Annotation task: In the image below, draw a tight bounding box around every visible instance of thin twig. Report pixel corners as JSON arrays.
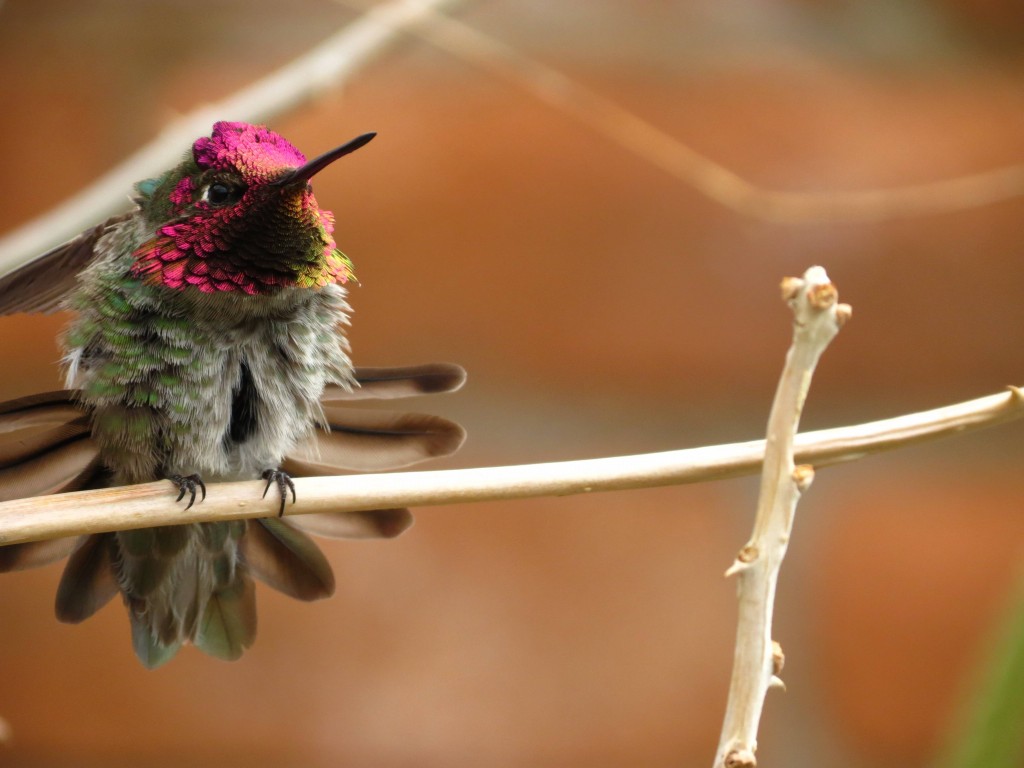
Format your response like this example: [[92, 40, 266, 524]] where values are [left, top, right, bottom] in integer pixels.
[[340, 0, 1024, 222], [0, 0, 467, 273], [0, 383, 1020, 547], [714, 267, 849, 767]]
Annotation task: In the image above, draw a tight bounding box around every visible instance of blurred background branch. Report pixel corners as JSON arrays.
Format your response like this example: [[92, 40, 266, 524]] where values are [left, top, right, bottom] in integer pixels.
[[338, 0, 1024, 223], [0, 0, 467, 274]]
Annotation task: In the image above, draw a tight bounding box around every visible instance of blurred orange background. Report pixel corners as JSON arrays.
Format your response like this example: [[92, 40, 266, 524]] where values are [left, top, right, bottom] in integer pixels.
[[1, 1, 1023, 766]]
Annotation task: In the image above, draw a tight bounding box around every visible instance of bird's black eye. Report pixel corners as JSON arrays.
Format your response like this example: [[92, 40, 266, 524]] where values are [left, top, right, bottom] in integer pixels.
[[203, 182, 242, 206]]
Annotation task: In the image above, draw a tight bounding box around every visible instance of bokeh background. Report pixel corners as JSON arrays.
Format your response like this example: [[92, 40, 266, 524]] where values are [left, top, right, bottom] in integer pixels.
[[1, 1, 1023, 766]]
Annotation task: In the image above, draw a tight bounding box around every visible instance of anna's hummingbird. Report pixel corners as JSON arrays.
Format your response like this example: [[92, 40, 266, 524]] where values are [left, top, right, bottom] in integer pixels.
[[0, 121, 465, 667]]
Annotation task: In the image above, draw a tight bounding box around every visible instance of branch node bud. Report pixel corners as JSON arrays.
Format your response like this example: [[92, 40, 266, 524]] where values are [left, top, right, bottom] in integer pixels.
[[725, 747, 757, 768], [792, 464, 815, 491], [771, 640, 785, 675], [806, 281, 837, 310], [780, 276, 802, 302]]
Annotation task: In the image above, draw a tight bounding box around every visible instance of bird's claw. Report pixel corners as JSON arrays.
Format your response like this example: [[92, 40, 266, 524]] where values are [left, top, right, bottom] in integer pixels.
[[262, 469, 296, 517], [168, 473, 206, 510]]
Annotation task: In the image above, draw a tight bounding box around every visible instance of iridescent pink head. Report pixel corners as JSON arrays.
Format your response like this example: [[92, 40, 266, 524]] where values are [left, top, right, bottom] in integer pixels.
[[131, 121, 375, 295], [193, 121, 309, 182]]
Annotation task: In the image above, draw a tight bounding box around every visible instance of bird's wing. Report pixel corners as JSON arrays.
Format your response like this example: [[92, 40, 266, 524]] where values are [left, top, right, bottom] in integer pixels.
[[284, 364, 466, 540], [281, 406, 466, 477], [0, 389, 100, 502], [0, 390, 100, 575], [0, 212, 134, 315]]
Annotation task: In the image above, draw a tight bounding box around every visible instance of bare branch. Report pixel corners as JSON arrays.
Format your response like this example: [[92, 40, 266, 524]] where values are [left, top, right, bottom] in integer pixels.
[[352, 1, 1024, 222], [715, 267, 849, 767], [0, 383, 1020, 548], [0, 0, 467, 273]]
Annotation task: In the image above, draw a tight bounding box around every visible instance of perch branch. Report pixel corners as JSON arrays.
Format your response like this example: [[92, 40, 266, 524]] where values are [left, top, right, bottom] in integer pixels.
[[341, 0, 1024, 222], [0, 382, 1020, 547], [0, 0, 467, 272], [714, 267, 849, 768]]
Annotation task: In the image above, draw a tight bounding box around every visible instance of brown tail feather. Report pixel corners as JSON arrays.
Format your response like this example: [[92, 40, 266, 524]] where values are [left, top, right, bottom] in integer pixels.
[[242, 518, 335, 601], [54, 534, 119, 623], [322, 363, 466, 402]]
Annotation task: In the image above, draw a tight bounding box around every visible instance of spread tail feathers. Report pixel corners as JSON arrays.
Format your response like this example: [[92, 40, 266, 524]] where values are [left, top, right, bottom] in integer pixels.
[[0, 364, 465, 666]]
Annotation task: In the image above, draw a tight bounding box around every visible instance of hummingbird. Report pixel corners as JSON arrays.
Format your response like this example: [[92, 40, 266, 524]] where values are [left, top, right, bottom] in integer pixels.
[[0, 121, 465, 667]]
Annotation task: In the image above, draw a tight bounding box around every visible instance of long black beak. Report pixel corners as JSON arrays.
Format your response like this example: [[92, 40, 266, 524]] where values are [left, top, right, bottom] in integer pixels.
[[272, 132, 376, 187]]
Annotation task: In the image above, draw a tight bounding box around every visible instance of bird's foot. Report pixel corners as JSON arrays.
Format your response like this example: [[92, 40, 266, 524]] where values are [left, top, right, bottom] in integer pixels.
[[167, 473, 207, 510], [262, 469, 296, 517]]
